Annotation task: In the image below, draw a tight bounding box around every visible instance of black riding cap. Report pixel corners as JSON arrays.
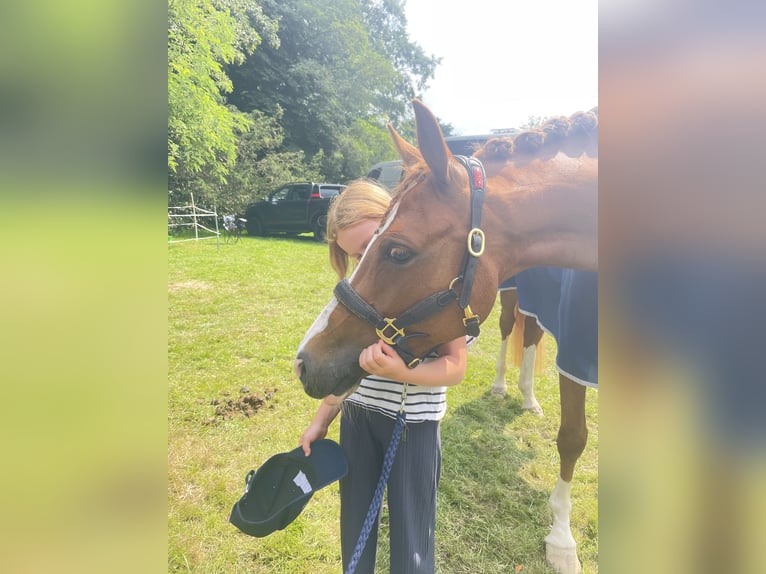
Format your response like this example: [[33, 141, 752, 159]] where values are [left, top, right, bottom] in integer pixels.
[[229, 439, 348, 537]]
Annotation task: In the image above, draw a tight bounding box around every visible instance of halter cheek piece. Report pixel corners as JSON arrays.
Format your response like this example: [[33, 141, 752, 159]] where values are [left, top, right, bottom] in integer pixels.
[[333, 155, 487, 368]]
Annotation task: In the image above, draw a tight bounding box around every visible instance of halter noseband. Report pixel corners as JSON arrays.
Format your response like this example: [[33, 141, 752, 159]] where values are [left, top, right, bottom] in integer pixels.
[[333, 155, 487, 368]]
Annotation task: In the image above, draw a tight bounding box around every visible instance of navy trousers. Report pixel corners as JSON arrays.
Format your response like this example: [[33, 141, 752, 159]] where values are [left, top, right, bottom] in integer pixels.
[[339, 401, 442, 574]]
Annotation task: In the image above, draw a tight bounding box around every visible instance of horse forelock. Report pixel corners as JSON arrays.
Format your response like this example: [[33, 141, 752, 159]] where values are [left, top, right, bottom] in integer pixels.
[[392, 161, 427, 199]]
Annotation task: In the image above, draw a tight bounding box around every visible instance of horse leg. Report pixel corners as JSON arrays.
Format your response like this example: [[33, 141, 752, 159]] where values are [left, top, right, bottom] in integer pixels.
[[491, 290, 517, 397], [545, 374, 587, 574], [517, 315, 544, 415]]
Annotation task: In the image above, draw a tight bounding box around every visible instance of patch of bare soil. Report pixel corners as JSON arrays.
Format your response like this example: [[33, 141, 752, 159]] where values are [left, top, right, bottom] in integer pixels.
[[201, 386, 277, 425]]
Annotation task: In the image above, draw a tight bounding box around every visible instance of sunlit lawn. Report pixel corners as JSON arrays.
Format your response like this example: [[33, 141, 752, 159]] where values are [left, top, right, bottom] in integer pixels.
[[168, 235, 598, 573]]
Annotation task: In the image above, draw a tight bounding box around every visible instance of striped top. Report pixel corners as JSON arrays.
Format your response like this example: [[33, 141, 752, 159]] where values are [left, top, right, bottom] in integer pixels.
[[343, 336, 475, 422], [345, 376, 447, 422]]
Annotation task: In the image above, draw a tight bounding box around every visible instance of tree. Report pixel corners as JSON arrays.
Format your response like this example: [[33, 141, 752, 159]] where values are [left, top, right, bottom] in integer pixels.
[[214, 108, 324, 215], [227, 0, 438, 180], [438, 119, 455, 138], [360, 0, 441, 118], [167, 0, 277, 184]]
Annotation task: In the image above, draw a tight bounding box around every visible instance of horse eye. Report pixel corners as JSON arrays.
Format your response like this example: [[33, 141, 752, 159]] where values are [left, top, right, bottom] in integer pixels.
[[387, 246, 412, 263]]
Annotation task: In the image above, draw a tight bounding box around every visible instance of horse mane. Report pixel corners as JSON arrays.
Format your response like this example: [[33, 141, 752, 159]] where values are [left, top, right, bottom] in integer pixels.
[[384, 106, 598, 218], [475, 107, 598, 162]]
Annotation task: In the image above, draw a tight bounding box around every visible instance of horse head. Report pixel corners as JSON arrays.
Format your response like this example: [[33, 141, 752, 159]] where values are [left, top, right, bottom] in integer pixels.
[[295, 100, 597, 399], [295, 101, 502, 398]]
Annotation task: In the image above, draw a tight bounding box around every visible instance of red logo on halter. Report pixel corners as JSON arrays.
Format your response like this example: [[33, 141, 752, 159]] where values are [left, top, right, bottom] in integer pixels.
[[472, 166, 484, 189]]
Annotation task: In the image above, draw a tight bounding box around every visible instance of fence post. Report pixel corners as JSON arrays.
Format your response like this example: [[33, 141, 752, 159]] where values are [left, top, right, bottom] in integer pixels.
[[191, 193, 199, 241], [214, 204, 220, 251]]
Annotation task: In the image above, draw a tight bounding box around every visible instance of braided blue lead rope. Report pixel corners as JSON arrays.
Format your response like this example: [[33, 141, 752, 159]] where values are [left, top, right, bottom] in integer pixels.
[[344, 409, 406, 574]]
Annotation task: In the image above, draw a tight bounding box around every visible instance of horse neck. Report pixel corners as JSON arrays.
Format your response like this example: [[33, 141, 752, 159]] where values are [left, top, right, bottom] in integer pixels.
[[483, 156, 598, 278]]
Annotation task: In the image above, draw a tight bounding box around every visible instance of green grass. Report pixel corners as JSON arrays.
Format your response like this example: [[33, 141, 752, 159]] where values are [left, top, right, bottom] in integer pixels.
[[168, 234, 598, 573]]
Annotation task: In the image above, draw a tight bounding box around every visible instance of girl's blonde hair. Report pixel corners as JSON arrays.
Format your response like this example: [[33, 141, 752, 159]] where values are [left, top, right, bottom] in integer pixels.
[[327, 179, 392, 279]]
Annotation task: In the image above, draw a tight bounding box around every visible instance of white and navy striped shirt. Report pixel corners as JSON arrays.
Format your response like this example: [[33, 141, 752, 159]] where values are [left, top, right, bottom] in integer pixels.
[[345, 376, 447, 422], [344, 336, 475, 422]]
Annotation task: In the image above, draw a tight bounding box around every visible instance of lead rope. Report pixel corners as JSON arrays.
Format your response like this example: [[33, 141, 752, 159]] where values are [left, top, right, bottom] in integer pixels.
[[344, 385, 408, 574]]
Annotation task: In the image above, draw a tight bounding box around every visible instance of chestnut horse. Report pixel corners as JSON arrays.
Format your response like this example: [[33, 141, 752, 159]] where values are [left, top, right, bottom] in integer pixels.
[[295, 100, 597, 573]]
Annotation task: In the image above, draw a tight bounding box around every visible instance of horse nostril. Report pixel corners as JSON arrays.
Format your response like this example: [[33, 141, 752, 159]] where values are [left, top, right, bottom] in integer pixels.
[[293, 358, 305, 380]]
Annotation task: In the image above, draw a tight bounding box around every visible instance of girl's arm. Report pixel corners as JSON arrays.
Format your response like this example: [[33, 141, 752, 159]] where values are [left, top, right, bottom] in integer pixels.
[[358, 336, 467, 388], [299, 398, 342, 455]]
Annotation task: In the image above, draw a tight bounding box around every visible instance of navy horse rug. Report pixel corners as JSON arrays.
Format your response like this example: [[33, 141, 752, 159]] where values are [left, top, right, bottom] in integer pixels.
[[499, 268, 598, 387]]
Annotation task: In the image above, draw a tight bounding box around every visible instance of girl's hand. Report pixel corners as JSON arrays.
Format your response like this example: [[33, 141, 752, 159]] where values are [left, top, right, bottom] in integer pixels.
[[359, 340, 406, 379], [299, 423, 328, 456]]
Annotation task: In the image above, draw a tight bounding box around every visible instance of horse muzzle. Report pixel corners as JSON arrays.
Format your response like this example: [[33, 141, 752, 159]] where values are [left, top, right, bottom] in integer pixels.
[[294, 348, 365, 399]]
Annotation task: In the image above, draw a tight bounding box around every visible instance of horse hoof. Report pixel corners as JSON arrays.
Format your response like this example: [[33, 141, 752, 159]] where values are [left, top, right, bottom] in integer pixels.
[[524, 403, 544, 417], [489, 383, 507, 398], [545, 543, 581, 574]]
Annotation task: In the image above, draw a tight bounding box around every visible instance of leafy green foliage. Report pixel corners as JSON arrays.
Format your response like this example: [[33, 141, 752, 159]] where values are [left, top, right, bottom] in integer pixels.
[[212, 109, 325, 215], [228, 0, 437, 180], [168, 0, 441, 217], [168, 0, 257, 181], [170, 107, 325, 215], [329, 118, 399, 182]]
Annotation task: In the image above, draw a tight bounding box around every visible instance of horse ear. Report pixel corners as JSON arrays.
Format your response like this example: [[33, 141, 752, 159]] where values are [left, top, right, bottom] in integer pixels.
[[413, 99, 451, 185], [388, 123, 420, 167]]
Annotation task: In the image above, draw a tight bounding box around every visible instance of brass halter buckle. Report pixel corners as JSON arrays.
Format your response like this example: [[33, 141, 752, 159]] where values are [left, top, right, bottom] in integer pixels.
[[406, 357, 421, 368], [463, 305, 481, 337], [467, 228, 485, 257], [463, 304, 479, 324], [376, 318, 405, 345]]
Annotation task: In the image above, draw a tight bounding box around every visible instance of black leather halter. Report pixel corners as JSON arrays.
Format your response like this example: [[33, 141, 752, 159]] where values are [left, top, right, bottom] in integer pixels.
[[333, 155, 487, 368]]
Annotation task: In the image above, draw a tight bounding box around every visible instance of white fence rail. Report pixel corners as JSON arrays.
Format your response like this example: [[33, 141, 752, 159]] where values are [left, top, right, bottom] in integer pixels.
[[168, 193, 220, 246]]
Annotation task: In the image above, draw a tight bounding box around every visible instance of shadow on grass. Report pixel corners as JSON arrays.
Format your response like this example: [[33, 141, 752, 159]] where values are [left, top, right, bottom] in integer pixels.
[[436, 392, 558, 571]]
